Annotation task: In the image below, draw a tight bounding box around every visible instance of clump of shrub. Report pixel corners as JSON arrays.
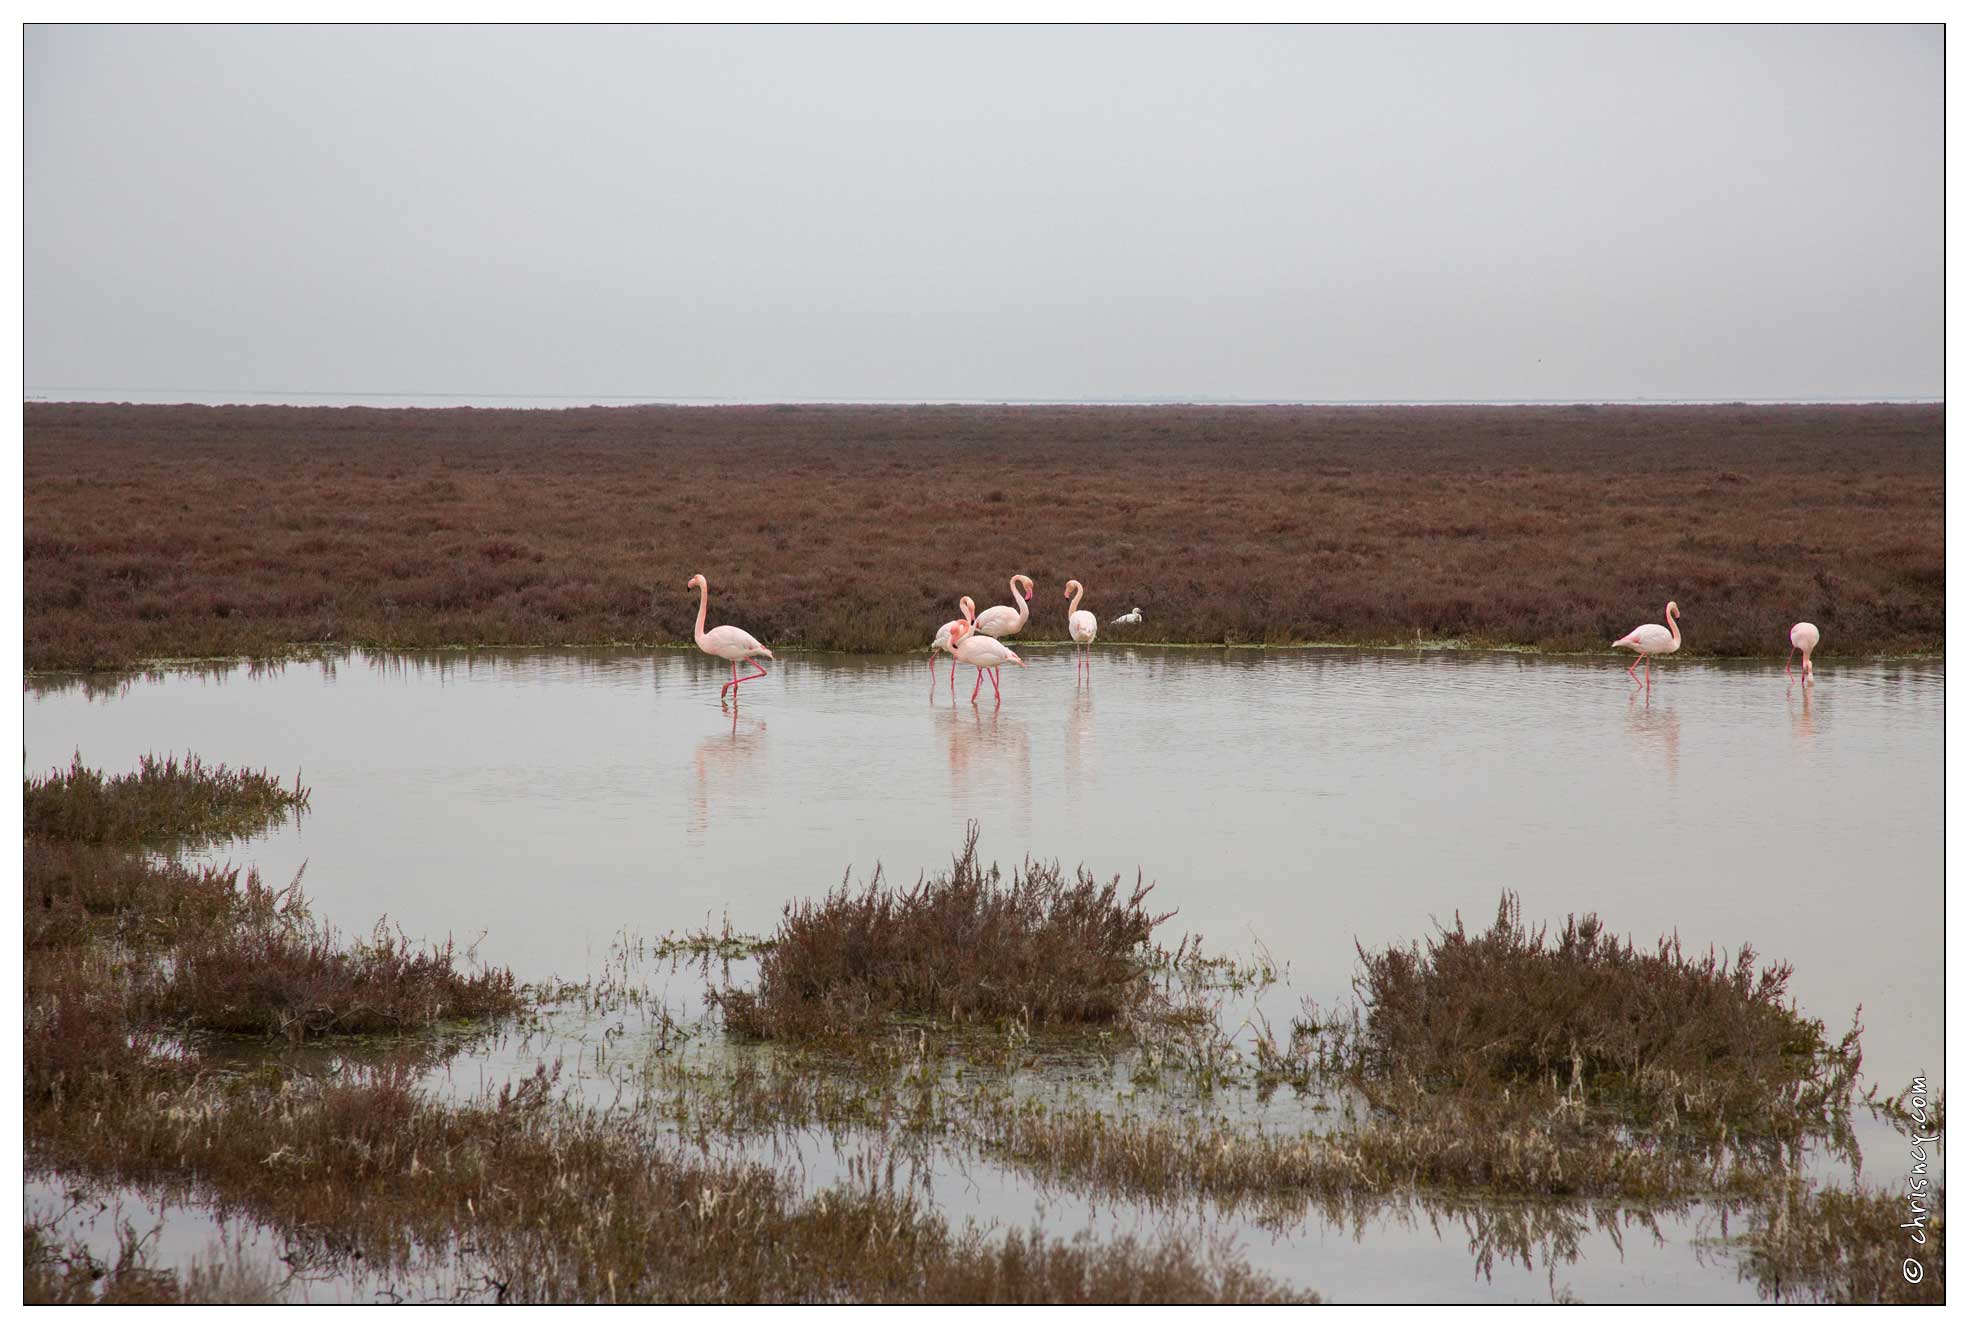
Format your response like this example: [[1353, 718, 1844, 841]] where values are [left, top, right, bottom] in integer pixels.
[[717, 825, 1174, 1040], [25, 752, 515, 1048], [24, 752, 309, 846], [154, 913, 519, 1040], [25, 836, 248, 951], [1319, 893, 1863, 1133]]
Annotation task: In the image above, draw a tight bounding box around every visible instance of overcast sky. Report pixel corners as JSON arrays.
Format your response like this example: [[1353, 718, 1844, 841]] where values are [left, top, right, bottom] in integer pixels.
[[25, 24, 1942, 402]]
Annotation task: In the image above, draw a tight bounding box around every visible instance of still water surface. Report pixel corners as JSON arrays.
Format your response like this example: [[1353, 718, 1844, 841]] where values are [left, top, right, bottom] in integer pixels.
[[23, 646, 1943, 1301]]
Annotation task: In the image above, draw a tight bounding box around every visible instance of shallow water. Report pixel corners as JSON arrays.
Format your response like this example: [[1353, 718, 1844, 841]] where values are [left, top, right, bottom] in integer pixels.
[[24, 646, 1944, 1301]]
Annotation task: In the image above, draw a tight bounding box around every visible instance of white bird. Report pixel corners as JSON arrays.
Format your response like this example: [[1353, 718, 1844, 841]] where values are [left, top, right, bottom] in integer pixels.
[[948, 620, 1025, 703], [1611, 600, 1682, 686], [1787, 621, 1820, 682], [973, 574, 1033, 640], [1064, 579, 1097, 679], [1111, 607, 1143, 626], [687, 573, 774, 701], [930, 596, 978, 693]]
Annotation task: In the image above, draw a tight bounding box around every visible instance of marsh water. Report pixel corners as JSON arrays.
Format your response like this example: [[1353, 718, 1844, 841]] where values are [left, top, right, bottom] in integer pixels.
[[24, 646, 1943, 1302]]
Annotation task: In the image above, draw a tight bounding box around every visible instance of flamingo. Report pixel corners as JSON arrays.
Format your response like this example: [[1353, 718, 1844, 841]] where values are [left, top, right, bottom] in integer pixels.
[[1064, 579, 1098, 679], [973, 574, 1034, 640], [948, 620, 1025, 704], [1111, 607, 1143, 626], [930, 596, 978, 693], [1612, 600, 1682, 686], [1786, 621, 1820, 683], [687, 573, 773, 702]]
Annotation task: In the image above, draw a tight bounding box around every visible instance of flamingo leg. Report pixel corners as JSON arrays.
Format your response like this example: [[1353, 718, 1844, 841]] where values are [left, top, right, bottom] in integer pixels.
[[1625, 653, 1642, 681], [732, 660, 769, 691], [989, 667, 1002, 702], [1784, 647, 1797, 679], [721, 660, 738, 697], [970, 668, 984, 702]]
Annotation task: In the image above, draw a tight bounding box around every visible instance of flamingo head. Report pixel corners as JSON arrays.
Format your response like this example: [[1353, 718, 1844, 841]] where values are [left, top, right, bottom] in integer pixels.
[[687, 574, 705, 592], [960, 596, 976, 623], [1064, 579, 1081, 600], [1014, 574, 1034, 597], [1666, 600, 1681, 621], [1006, 649, 1026, 668], [949, 621, 971, 646]]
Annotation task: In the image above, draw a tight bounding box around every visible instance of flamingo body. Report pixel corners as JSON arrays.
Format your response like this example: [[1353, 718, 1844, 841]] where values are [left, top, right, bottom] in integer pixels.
[[949, 620, 1025, 702], [698, 623, 770, 663], [1612, 600, 1681, 685], [687, 574, 773, 701], [1788, 621, 1820, 681], [1064, 579, 1097, 681], [973, 575, 1033, 640], [931, 596, 978, 692], [1111, 608, 1143, 625]]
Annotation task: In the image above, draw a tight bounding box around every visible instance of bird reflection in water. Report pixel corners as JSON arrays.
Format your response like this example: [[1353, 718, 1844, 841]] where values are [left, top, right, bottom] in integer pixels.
[[1064, 687, 1095, 802], [940, 697, 1031, 832], [688, 707, 767, 841], [1788, 675, 1816, 743], [1626, 681, 1680, 782]]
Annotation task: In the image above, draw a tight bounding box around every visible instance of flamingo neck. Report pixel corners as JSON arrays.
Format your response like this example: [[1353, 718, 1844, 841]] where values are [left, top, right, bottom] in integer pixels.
[[694, 580, 710, 647], [1666, 604, 1680, 647], [1067, 583, 1083, 616], [1011, 578, 1029, 627]]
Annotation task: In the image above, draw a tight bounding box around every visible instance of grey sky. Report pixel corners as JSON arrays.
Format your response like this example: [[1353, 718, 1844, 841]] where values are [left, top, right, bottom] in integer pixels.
[[25, 23, 1942, 402]]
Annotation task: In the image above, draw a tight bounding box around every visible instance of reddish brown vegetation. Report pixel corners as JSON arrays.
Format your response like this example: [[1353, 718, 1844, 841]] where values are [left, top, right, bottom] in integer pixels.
[[23, 401, 1942, 671], [718, 825, 1171, 1040]]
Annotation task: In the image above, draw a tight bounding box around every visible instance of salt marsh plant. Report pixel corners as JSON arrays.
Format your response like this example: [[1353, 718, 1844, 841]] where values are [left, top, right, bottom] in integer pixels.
[[24, 752, 309, 846], [716, 824, 1173, 1040], [1315, 892, 1865, 1144]]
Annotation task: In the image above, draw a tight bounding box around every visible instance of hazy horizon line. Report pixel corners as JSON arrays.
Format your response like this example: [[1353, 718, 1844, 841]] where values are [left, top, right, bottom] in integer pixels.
[[25, 388, 1945, 410]]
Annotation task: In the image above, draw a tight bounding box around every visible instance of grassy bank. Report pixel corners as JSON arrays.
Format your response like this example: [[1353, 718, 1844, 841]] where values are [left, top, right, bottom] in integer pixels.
[[23, 402, 1943, 671]]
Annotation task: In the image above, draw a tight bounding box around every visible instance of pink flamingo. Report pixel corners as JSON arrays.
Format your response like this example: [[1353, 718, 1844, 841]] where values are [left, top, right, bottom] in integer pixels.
[[930, 596, 978, 694], [949, 620, 1025, 704], [1064, 579, 1098, 680], [687, 574, 773, 702], [973, 574, 1033, 641], [1786, 621, 1820, 683], [971, 574, 1032, 691], [1612, 600, 1682, 686]]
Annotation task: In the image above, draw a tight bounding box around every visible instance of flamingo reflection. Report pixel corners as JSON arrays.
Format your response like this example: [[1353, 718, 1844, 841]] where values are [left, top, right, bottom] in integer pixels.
[[688, 708, 767, 840], [939, 700, 1031, 829], [1789, 677, 1816, 743], [1626, 684, 1680, 782]]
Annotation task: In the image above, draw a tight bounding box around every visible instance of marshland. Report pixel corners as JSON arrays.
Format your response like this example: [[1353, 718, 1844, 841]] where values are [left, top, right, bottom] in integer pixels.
[[21, 402, 1943, 671], [23, 640, 1943, 1303]]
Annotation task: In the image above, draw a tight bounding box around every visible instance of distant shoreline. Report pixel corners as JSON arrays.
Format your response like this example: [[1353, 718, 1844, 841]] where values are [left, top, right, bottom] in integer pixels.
[[23, 391, 1944, 411]]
